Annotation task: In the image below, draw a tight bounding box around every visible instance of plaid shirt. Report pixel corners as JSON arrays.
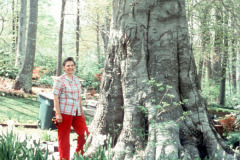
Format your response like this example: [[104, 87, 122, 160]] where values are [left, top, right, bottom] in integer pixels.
[[53, 73, 82, 116]]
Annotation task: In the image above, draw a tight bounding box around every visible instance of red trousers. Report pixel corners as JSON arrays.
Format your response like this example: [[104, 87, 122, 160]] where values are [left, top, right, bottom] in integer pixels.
[[57, 114, 89, 160]]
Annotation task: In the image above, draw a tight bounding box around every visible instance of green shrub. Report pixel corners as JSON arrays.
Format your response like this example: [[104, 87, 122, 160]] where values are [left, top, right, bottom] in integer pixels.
[[226, 132, 240, 149], [201, 80, 219, 104], [34, 55, 57, 75], [0, 50, 19, 79], [0, 67, 19, 79], [226, 94, 240, 109], [37, 75, 54, 87], [0, 131, 49, 160], [77, 63, 103, 92], [40, 130, 57, 142]]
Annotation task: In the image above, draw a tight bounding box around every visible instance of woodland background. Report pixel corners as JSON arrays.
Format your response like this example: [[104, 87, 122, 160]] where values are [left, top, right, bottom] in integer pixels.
[[0, 0, 240, 159], [0, 0, 239, 107]]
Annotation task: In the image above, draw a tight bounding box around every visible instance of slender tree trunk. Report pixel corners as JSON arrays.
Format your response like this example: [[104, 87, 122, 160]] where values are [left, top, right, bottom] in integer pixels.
[[206, 52, 212, 81], [238, 36, 240, 92], [15, 0, 27, 68], [197, 54, 204, 86], [231, 16, 237, 93], [57, 0, 66, 76], [96, 13, 101, 67], [13, 0, 38, 93], [219, 11, 229, 106], [199, 5, 211, 84], [75, 0, 80, 74], [231, 43, 237, 93], [85, 1, 237, 159], [12, 0, 16, 54], [15, 0, 19, 49], [213, 6, 223, 84], [101, 6, 110, 57]]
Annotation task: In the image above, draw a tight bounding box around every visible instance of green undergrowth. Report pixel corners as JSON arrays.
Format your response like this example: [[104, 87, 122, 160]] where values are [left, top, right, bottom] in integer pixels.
[[0, 95, 40, 123], [0, 131, 49, 160], [207, 106, 238, 113]]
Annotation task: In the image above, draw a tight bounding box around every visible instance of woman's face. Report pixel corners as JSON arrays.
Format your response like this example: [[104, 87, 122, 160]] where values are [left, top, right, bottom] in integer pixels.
[[63, 61, 75, 75]]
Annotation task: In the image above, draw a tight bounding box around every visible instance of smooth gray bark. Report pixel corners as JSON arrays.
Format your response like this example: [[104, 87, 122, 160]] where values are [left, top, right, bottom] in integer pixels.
[[219, 11, 229, 106], [96, 13, 101, 67], [231, 15, 237, 93], [12, 0, 16, 54], [86, 1, 237, 159], [13, 0, 38, 93], [101, 6, 110, 57], [57, 0, 66, 76], [213, 7, 223, 84], [76, 0, 80, 73], [15, 0, 27, 68]]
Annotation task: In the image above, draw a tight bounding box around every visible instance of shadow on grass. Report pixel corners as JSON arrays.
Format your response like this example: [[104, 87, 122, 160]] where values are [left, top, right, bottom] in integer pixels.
[[1, 96, 40, 107], [0, 96, 40, 122]]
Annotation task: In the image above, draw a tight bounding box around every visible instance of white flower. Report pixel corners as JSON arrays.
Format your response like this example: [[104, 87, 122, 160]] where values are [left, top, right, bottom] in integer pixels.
[[97, 134, 107, 146], [7, 120, 15, 132], [7, 120, 14, 126], [0, 125, 3, 134]]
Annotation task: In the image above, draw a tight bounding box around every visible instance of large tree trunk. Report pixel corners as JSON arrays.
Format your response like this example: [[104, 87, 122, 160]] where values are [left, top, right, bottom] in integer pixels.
[[15, 0, 27, 68], [13, 0, 38, 93], [57, 0, 66, 76], [86, 1, 237, 159]]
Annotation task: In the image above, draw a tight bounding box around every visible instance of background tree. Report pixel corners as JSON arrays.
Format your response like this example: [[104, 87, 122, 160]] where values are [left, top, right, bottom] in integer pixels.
[[11, 0, 18, 54], [213, 3, 223, 86], [197, 3, 212, 86], [231, 15, 237, 93], [13, 0, 39, 93], [86, 0, 237, 159], [219, 10, 229, 106], [57, 0, 66, 76], [75, 0, 80, 73], [15, 0, 27, 68], [101, 5, 110, 56]]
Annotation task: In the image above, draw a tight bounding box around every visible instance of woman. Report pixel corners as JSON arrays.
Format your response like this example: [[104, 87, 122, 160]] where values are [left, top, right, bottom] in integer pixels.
[[53, 57, 89, 160]]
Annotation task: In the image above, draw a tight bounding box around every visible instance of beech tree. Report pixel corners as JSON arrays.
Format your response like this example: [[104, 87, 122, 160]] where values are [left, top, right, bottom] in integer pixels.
[[86, 0, 238, 159], [13, 0, 38, 93]]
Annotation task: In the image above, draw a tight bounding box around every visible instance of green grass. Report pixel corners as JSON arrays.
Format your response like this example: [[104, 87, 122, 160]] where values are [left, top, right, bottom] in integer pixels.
[[0, 96, 40, 123]]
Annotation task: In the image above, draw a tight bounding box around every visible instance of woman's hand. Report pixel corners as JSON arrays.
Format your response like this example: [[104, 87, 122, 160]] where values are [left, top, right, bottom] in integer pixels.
[[56, 113, 63, 123], [81, 110, 85, 119]]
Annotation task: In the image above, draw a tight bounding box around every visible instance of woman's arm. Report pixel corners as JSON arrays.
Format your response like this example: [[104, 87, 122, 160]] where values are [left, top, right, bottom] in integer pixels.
[[54, 94, 62, 122], [80, 96, 85, 118]]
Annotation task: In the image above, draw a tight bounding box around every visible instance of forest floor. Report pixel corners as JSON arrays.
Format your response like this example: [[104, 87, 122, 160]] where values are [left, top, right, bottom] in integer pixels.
[[0, 77, 52, 97]]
